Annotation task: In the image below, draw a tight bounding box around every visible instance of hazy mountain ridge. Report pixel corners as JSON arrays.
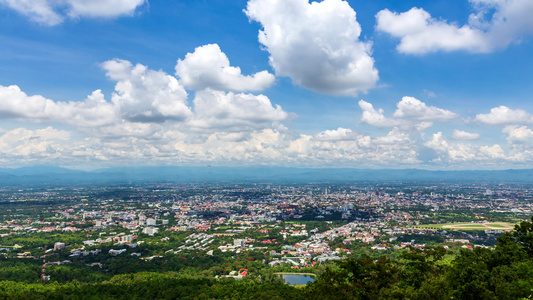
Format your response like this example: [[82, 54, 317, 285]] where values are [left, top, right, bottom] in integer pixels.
[[0, 166, 532, 186]]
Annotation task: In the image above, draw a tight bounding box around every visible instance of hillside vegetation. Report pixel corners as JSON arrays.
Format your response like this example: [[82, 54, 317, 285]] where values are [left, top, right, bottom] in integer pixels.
[[1, 217, 532, 299]]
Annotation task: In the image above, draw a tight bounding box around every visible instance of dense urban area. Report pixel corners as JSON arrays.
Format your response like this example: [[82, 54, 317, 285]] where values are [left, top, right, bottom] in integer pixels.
[[0, 181, 532, 299]]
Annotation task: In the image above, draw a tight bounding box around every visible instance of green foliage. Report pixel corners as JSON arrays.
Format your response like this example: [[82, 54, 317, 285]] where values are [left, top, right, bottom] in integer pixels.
[[1, 217, 533, 299], [0, 272, 305, 300], [307, 217, 533, 299]]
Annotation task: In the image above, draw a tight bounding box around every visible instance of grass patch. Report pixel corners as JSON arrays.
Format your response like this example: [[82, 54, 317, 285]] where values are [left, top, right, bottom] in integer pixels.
[[416, 222, 516, 231], [487, 224, 508, 228]]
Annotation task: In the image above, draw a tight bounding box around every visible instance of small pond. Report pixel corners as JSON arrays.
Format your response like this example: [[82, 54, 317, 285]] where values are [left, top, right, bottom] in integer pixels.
[[281, 274, 315, 286]]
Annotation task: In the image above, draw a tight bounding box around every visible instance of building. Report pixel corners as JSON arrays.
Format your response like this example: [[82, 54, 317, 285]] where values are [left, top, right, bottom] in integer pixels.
[[138, 214, 146, 225], [120, 235, 133, 243], [109, 249, 127, 256], [143, 227, 158, 236], [234, 239, 246, 249], [53, 242, 65, 251]]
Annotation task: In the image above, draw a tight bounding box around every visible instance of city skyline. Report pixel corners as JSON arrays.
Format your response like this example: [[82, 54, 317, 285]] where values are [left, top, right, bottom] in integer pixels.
[[0, 0, 532, 170]]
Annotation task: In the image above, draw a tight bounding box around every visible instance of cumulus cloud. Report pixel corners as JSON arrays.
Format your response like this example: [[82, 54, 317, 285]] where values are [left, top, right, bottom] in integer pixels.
[[175, 44, 275, 92], [0, 123, 421, 168], [393, 97, 458, 121], [0, 127, 70, 164], [0, 57, 291, 144], [376, 0, 533, 54], [174, 129, 289, 165], [374, 127, 412, 145], [4, 54, 533, 168], [376, 7, 488, 54], [425, 132, 449, 153], [88, 122, 162, 138], [359, 97, 457, 128], [0, 59, 195, 131], [0, 85, 116, 126], [503, 125, 533, 143], [475, 106, 533, 124], [190, 89, 289, 131], [102, 59, 192, 123], [314, 127, 356, 141], [245, 0, 378, 96], [0, 121, 529, 168], [503, 125, 533, 162], [452, 129, 481, 140], [359, 100, 402, 127], [425, 131, 505, 162], [287, 127, 419, 166], [0, 0, 146, 25], [480, 144, 506, 159]]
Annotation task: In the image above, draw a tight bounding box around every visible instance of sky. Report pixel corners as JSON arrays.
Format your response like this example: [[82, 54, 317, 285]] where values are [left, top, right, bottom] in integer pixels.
[[0, 0, 532, 170]]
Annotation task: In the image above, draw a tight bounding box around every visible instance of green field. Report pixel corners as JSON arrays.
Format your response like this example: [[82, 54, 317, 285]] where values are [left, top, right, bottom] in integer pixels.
[[487, 224, 508, 228], [416, 222, 516, 231]]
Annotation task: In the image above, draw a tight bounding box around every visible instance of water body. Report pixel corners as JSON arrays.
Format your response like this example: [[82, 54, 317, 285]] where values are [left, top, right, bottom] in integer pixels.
[[282, 274, 315, 286]]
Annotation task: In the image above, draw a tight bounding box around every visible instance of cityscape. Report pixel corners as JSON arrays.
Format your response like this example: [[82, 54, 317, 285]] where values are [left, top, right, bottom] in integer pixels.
[[1, 0, 533, 298], [0, 180, 530, 288]]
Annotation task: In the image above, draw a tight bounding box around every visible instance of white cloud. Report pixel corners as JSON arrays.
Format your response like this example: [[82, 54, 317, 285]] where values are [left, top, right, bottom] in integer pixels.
[[452, 129, 481, 140], [5, 54, 533, 168], [0, 120, 530, 168], [0, 0, 146, 25], [475, 106, 533, 124], [173, 129, 289, 164], [480, 144, 506, 159], [314, 127, 355, 141], [175, 44, 275, 92], [470, 0, 533, 47], [503, 125, 533, 143], [374, 127, 411, 145], [376, 0, 533, 54], [287, 127, 419, 166], [503, 125, 533, 162], [0, 0, 62, 25], [190, 89, 289, 131], [88, 122, 162, 138], [101, 59, 192, 123], [359, 100, 401, 127], [245, 0, 378, 96], [376, 8, 488, 54], [416, 121, 433, 131], [64, 0, 146, 18], [425, 131, 506, 163], [359, 97, 457, 128], [425, 132, 449, 153], [393, 96, 458, 121], [0, 127, 70, 164], [0, 123, 422, 168], [0, 85, 116, 126], [0, 59, 193, 127], [0, 57, 290, 142]]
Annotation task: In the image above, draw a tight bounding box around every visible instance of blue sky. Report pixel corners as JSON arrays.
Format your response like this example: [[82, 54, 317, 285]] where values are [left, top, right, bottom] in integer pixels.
[[0, 0, 532, 170]]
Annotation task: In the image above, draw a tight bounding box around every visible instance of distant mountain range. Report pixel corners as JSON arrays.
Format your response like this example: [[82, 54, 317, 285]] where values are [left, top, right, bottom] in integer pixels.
[[0, 166, 532, 186]]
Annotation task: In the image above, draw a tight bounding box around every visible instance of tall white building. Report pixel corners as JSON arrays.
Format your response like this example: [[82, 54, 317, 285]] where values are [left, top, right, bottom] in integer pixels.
[[234, 239, 246, 248], [143, 227, 158, 236]]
